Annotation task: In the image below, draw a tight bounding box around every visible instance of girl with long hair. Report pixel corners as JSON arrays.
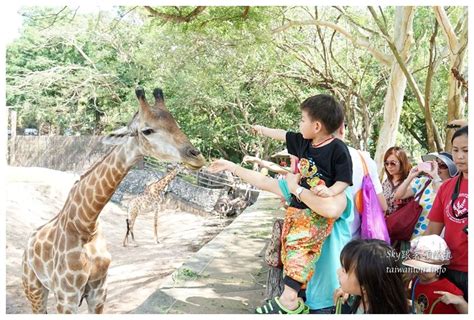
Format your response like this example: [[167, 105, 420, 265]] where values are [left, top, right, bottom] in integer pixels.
[[335, 239, 409, 314]]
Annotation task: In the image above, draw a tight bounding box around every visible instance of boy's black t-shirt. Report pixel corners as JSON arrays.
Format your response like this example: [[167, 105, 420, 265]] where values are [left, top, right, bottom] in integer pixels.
[[286, 131, 353, 209]]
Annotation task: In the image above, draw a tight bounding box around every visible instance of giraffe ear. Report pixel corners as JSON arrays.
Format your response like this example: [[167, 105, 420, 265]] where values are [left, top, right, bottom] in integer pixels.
[[103, 126, 132, 145]]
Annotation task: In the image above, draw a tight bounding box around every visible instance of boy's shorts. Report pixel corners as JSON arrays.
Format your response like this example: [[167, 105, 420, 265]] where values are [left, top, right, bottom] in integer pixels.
[[281, 206, 335, 286]]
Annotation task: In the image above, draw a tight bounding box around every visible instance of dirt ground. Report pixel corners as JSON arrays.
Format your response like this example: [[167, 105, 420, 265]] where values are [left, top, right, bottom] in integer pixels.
[[5, 166, 231, 314]]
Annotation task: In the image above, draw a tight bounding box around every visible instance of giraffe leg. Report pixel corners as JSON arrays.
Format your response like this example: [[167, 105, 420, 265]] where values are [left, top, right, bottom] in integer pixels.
[[53, 289, 80, 314], [153, 209, 160, 244], [22, 254, 49, 313], [123, 206, 139, 247], [85, 278, 108, 314]]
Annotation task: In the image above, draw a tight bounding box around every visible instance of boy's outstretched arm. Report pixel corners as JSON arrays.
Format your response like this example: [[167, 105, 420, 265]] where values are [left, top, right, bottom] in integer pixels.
[[251, 125, 286, 141]]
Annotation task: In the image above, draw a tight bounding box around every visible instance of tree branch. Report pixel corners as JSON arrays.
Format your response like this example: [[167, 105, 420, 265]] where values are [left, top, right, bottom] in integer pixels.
[[272, 19, 392, 66], [144, 6, 206, 23], [433, 6, 459, 54]]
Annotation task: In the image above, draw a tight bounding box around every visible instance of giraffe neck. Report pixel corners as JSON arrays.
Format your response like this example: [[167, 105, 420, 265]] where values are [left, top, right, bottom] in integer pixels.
[[149, 167, 180, 194], [64, 141, 141, 238]]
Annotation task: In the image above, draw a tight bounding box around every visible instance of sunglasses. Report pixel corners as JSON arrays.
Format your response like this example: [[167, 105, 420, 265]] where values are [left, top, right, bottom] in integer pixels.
[[446, 124, 462, 129], [437, 162, 448, 170], [384, 160, 399, 167]]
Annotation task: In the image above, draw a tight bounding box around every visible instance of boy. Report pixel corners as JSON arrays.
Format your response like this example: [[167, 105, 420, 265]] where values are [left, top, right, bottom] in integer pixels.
[[252, 94, 352, 198], [251, 94, 353, 313], [403, 235, 467, 314]]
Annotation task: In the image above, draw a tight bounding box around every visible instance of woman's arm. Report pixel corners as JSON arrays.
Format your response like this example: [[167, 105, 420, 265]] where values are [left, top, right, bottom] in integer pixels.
[[208, 159, 347, 219], [394, 167, 418, 200], [377, 193, 388, 212], [242, 155, 291, 175], [425, 221, 444, 236], [285, 170, 347, 219]]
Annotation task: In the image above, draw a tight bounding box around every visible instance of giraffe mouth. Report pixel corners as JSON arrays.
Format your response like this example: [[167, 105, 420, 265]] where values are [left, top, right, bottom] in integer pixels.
[[184, 162, 204, 171]]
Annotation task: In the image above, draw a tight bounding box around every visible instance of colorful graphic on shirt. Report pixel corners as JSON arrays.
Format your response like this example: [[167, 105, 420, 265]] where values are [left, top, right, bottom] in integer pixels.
[[298, 158, 325, 188], [445, 193, 468, 223], [416, 294, 429, 313]]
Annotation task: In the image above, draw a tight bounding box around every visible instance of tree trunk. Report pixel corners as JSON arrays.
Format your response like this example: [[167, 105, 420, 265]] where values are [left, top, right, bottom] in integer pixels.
[[265, 267, 284, 301], [374, 7, 415, 177], [433, 6, 468, 150]]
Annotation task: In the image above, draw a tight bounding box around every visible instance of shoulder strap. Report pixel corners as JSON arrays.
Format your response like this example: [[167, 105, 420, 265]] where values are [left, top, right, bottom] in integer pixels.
[[411, 277, 420, 313], [429, 297, 444, 314], [451, 174, 463, 203], [357, 150, 369, 176], [415, 179, 432, 202]]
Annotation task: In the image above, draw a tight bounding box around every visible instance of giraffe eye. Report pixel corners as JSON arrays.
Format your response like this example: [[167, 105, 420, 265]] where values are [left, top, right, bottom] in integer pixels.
[[141, 128, 154, 135]]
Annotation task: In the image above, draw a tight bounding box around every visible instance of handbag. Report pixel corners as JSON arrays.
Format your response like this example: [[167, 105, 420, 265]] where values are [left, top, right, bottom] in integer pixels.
[[356, 151, 391, 244], [385, 179, 431, 241], [264, 218, 284, 268]]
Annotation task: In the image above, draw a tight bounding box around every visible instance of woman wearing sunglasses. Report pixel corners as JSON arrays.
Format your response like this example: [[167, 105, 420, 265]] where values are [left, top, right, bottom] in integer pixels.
[[394, 152, 458, 239], [426, 126, 468, 302], [382, 147, 413, 216]]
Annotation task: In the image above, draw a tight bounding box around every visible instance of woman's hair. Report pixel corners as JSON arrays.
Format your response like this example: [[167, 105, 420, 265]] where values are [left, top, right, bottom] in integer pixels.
[[383, 146, 412, 182], [340, 239, 409, 314], [451, 125, 468, 143]]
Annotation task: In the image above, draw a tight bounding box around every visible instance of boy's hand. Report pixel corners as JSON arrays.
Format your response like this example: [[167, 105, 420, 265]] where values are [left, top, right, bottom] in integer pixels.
[[251, 125, 264, 136], [433, 291, 465, 305], [311, 185, 334, 197], [208, 159, 237, 174]]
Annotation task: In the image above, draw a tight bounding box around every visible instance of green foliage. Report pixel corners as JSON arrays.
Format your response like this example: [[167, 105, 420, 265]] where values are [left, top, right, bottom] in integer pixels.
[[6, 6, 467, 161]]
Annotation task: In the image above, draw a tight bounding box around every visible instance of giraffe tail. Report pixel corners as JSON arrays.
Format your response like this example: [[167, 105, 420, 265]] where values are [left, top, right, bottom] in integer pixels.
[[125, 218, 135, 241], [79, 293, 88, 307]]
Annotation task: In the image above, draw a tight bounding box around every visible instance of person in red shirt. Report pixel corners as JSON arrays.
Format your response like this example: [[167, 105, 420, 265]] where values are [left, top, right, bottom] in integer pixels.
[[403, 235, 467, 314], [426, 126, 468, 301]]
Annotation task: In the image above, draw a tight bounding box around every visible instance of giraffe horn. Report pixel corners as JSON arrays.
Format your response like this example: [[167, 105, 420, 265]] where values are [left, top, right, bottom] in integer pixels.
[[135, 86, 152, 115], [153, 88, 166, 109]]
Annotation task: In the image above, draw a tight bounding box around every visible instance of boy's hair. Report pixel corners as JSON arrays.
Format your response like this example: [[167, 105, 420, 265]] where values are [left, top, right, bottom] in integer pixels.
[[300, 94, 344, 133], [451, 125, 468, 143], [340, 239, 409, 314]]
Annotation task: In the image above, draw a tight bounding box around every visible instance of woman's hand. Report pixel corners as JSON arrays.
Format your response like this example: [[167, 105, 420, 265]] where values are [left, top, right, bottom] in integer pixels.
[[408, 166, 420, 179], [426, 160, 440, 179], [242, 155, 259, 164], [433, 291, 465, 305], [285, 172, 301, 192], [208, 159, 237, 174]]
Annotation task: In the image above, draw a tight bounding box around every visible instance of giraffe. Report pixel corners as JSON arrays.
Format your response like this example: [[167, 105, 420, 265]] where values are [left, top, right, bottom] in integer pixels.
[[123, 166, 180, 247], [21, 87, 205, 314]]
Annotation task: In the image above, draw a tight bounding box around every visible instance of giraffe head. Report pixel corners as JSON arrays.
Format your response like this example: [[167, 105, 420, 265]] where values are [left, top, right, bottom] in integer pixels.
[[103, 87, 206, 170]]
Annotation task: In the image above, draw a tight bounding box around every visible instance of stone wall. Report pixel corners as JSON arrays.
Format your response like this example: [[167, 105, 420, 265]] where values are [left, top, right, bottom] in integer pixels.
[[8, 136, 111, 173], [111, 169, 224, 212]]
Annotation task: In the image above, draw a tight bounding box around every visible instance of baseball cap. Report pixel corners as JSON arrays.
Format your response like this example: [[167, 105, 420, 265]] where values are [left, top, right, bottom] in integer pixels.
[[421, 152, 458, 177], [402, 235, 452, 272]]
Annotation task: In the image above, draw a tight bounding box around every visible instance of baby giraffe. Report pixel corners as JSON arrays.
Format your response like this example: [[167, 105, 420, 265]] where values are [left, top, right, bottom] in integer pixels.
[[123, 166, 180, 246]]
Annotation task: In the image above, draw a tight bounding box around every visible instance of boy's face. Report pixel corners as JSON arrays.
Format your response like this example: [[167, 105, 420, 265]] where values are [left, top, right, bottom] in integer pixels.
[[418, 272, 438, 283], [299, 110, 321, 139]]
